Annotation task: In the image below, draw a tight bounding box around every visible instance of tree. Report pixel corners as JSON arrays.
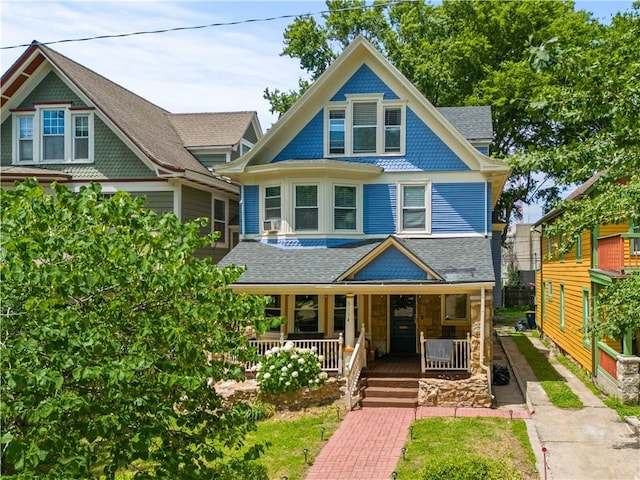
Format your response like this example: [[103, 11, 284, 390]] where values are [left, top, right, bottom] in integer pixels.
[[0, 180, 276, 478], [264, 0, 602, 232]]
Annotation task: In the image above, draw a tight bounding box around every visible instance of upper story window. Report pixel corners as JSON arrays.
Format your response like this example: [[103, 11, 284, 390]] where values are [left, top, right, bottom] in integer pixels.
[[399, 183, 431, 234], [294, 185, 318, 231], [324, 96, 405, 157], [213, 198, 227, 245], [12, 105, 94, 164], [334, 185, 357, 231], [264, 186, 281, 222]]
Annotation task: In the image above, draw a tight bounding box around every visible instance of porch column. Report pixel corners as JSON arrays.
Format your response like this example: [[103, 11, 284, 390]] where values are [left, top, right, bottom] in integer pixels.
[[345, 293, 356, 350]]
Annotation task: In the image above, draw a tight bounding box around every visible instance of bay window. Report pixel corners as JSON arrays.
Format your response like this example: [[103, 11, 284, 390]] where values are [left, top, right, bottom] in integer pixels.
[[295, 185, 318, 231], [213, 198, 227, 244], [264, 185, 281, 221]]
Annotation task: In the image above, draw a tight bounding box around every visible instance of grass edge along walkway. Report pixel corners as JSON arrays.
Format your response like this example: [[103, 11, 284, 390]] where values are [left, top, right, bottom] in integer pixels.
[[509, 333, 584, 409]]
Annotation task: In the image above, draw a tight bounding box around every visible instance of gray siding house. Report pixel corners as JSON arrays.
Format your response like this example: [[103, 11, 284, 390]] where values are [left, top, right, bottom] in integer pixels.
[[1, 41, 262, 262]]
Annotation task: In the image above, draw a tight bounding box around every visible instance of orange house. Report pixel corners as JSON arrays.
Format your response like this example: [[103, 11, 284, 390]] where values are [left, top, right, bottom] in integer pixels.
[[534, 175, 640, 404]]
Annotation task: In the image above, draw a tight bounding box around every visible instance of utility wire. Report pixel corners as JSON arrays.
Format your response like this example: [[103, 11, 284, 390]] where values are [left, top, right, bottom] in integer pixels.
[[2, 0, 418, 50]]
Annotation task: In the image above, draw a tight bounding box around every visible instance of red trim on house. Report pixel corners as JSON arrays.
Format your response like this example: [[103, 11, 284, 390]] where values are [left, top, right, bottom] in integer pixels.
[[23, 52, 46, 76], [599, 348, 617, 380], [9, 108, 36, 112], [69, 106, 96, 111], [1, 44, 39, 85], [3, 74, 29, 98], [32, 101, 73, 106]]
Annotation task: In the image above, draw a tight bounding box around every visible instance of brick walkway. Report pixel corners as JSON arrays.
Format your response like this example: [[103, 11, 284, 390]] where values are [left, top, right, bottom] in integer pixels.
[[305, 406, 530, 480]]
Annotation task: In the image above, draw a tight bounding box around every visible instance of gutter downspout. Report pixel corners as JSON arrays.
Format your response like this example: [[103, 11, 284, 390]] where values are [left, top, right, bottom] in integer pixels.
[[480, 286, 492, 399]]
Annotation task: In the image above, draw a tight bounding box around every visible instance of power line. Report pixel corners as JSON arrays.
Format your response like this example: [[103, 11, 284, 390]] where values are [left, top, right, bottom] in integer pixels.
[[1, 0, 419, 51]]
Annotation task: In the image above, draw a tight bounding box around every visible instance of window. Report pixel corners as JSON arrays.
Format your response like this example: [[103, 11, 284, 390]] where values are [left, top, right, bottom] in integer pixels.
[[333, 295, 358, 334], [334, 185, 357, 230], [266, 295, 282, 334], [294, 295, 319, 333], [213, 198, 227, 244], [541, 282, 546, 318], [18, 116, 34, 162], [400, 184, 429, 232], [240, 140, 253, 156], [264, 186, 281, 221], [444, 294, 468, 324], [582, 289, 590, 347], [547, 281, 553, 301], [547, 237, 552, 257], [632, 223, 640, 255], [13, 106, 93, 164], [384, 107, 401, 152], [352, 102, 377, 153], [325, 98, 404, 156], [559, 284, 565, 330], [295, 185, 318, 231], [329, 109, 345, 154]]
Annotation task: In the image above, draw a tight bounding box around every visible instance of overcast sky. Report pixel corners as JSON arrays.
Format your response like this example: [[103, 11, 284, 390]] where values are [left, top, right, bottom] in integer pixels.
[[1, 0, 634, 221]]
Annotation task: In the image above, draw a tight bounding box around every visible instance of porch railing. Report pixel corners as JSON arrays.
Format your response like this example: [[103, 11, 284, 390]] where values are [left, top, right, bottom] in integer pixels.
[[598, 233, 640, 272], [344, 328, 367, 411], [245, 334, 344, 374], [420, 332, 471, 373]]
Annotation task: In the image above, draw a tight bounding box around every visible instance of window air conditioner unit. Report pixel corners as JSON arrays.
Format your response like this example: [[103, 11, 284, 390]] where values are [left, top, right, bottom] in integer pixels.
[[263, 219, 279, 232]]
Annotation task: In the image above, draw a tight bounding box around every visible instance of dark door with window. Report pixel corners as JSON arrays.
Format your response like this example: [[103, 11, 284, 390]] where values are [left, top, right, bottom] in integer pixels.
[[390, 295, 416, 352]]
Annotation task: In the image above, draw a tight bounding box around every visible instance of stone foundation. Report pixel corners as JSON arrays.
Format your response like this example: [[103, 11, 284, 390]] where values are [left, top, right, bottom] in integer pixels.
[[418, 374, 492, 408], [215, 377, 340, 411], [616, 356, 640, 405]]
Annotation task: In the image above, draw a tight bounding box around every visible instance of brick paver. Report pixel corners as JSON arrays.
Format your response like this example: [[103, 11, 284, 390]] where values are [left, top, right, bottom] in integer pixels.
[[305, 406, 531, 480]]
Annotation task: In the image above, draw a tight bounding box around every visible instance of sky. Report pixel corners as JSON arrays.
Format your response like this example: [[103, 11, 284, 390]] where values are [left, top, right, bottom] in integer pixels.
[[1, 0, 635, 221]]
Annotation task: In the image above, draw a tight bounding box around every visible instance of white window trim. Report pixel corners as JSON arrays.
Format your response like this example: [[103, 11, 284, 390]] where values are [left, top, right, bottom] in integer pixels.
[[293, 183, 320, 233], [442, 294, 470, 326], [240, 139, 254, 156], [332, 183, 359, 233], [289, 294, 324, 334], [397, 181, 432, 235], [12, 105, 94, 165], [329, 294, 361, 337], [212, 196, 229, 248], [261, 183, 283, 232], [323, 94, 406, 157]]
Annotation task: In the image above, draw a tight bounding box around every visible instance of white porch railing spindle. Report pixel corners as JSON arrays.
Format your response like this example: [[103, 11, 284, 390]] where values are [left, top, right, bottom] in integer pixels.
[[344, 328, 366, 411], [420, 333, 472, 372]]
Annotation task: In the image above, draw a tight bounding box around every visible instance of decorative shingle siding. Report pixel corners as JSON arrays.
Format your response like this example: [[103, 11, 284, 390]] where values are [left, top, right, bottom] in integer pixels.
[[244, 185, 259, 235], [0, 118, 11, 166], [404, 109, 469, 171], [364, 183, 397, 234], [131, 191, 174, 214], [330, 64, 399, 101], [19, 71, 86, 108], [432, 183, 486, 234], [273, 111, 324, 162], [353, 246, 428, 280]]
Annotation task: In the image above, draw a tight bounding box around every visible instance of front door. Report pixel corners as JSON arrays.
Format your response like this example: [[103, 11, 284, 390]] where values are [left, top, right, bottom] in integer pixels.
[[390, 295, 416, 352]]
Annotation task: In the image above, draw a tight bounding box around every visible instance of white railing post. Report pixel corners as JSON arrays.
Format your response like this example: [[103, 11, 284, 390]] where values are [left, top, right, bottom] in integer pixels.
[[420, 331, 426, 373], [338, 333, 344, 376], [466, 332, 472, 372]]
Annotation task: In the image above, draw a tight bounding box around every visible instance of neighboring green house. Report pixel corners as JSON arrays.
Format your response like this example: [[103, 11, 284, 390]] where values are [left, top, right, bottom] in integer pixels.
[[1, 41, 262, 262]]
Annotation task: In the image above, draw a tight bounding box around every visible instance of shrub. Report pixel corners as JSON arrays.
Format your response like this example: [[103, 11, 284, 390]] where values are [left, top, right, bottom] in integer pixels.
[[421, 455, 520, 480], [256, 342, 328, 393]]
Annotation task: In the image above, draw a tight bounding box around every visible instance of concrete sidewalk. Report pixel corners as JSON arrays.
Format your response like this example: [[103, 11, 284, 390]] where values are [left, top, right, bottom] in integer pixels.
[[499, 332, 640, 480]]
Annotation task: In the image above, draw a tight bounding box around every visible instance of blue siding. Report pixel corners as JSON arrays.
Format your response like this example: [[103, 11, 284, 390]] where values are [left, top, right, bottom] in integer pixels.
[[273, 111, 324, 162], [364, 184, 396, 234], [486, 183, 492, 233], [431, 183, 486, 234], [244, 185, 259, 235], [263, 238, 358, 248], [476, 146, 489, 155], [331, 64, 399, 101], [354, 246, 427, 280]]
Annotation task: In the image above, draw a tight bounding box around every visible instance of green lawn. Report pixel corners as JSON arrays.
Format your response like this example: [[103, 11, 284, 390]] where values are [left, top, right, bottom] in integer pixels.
[[393, 417, 537, 479], [510, 334, 583, 409], [494, 307, 532, 328]]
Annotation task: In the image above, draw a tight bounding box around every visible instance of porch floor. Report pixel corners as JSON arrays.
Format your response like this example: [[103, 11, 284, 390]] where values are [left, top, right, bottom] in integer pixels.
[[364, 354, 470, 379]]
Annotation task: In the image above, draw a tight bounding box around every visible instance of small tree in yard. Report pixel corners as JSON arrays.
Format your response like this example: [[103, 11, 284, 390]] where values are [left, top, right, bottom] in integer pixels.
[[0, 180, 277, 479]]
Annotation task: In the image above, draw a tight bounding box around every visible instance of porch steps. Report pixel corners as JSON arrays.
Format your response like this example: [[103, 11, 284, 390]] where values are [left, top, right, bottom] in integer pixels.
[[361, 377, 419, 408]]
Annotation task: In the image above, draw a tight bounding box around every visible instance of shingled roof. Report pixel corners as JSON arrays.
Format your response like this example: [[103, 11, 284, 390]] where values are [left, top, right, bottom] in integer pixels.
[[219, 236, 495, 285], [170, 111, 258, 148], [438, 106, 493, 142]]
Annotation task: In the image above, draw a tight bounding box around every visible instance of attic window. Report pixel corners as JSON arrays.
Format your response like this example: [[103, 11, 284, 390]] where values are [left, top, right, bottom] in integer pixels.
[[324, 96, 405, 157], [12, 105, 94, 164]]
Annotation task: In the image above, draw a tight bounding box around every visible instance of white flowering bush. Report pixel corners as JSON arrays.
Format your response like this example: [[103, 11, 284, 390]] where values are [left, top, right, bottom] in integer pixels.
[[255, 342, 329, 394]]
